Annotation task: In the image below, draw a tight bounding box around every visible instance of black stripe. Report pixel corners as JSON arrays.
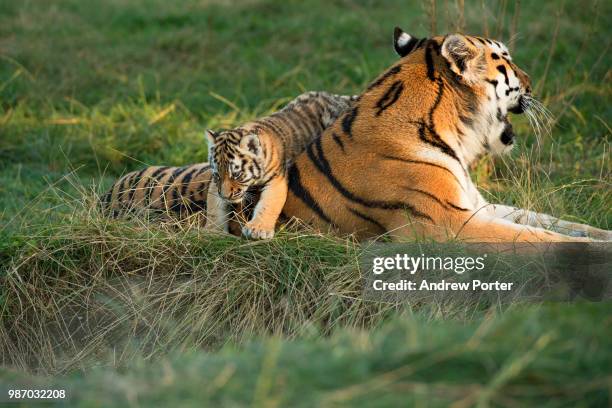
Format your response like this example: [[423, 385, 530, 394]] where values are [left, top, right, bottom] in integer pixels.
[[446, 201, 470, 212], [419, 122, 460, 163], [378, 154, 461, 183], [331, 133, 345, 152], [424, 79, 462, 164], [117, 172, 134, 198], [101, 190, 112, 208], [428, 77, 444, 124], [425, 43, 436, 81], [164, 166, 189, 187], [459, 114, 473, 127], [308, 138, 433, 222], [258, 118, 287, 139], [194, 164, 211, 177], [127, 168, 149, 207], [347, 207, 385, 232], [262, 163, 281, 183], [274, 115, 299, 143], [118, 172, 137, 206], [286, 108, 312, 140], [366, 65, 401, 90], [170, 187, 182, 213], [160, 166, 189, 210], [375, 80, 404, 116], [299, 103, 321, 135], [381, 155, 465, 191], [496, 108, 504, 121], [497, 65, 509, 86], [250, 154, 262, 176], [342, 107, 359, 138], [188, 198, 207, 212], [287, 164, 334, 225], [402, 187, 448, 209], [486, 79, 499, 98], [144, 167, 170, 207], [180, 167, 200, 198]]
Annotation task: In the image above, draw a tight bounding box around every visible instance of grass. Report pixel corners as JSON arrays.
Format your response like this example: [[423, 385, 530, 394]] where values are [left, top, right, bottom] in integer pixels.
[[0, 0, 611, 405], [2, 303, 610, 407]]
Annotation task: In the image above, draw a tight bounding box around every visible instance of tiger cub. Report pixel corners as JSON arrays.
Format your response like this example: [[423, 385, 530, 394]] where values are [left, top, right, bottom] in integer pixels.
[[206, 91, 357, 239]]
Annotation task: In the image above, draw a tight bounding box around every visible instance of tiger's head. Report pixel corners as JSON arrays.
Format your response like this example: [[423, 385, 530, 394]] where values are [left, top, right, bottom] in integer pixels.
[[392, 27, 534, 160], [206, 129, 264, 203]]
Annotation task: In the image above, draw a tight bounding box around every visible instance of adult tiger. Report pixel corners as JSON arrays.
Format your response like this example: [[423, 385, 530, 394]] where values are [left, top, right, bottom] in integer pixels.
[[280, 29, 611, 242]]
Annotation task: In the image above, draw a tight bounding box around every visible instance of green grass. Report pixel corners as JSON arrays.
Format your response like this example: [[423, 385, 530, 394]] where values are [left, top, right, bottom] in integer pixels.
[[2, 303, 610, 407], [1, 0, 611, 405]]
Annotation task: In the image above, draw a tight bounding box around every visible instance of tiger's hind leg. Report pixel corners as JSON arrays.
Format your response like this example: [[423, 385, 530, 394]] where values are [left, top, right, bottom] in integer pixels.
[[449, 212, 593, 243], [487, 204, 612, 241], [381, 209, 592, 243], [203, 179, 229, 233]]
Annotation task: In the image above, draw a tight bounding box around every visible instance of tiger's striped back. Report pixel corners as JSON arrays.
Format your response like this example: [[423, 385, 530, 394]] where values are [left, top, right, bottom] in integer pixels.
[[101, 163, 212, 218]]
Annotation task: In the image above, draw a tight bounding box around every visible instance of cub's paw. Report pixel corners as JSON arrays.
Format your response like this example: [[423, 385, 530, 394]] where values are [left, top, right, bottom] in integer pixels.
[[242, 221, 275, 240]]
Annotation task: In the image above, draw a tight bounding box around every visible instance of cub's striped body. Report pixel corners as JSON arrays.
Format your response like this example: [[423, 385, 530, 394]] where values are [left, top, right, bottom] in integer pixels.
[[279, 29, 610, 242], [205, 91, 357, 239], [102, 163, 212, 218]]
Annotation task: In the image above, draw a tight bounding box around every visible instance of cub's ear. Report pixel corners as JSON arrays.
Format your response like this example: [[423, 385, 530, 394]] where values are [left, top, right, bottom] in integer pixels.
[[206, 129, 218, 145], [441, 34, 484, 83], [393, 26, 421, 57], [240, 133, 261, 155]]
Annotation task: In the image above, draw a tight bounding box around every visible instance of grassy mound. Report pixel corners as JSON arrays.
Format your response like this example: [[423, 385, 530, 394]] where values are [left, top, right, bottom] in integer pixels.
[[0, 195, 502, 374]]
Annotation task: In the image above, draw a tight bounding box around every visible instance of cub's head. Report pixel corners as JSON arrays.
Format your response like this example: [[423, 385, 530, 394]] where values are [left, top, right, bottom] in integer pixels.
[[206, 129, 264, 203], [393, 27, 534, 157]]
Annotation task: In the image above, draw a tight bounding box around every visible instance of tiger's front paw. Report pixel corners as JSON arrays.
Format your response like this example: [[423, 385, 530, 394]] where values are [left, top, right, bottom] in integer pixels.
[[242, 220, 275, 240]]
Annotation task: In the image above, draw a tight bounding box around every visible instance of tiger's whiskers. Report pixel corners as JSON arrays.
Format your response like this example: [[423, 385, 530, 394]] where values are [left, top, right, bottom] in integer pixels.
[[523, 95, 555, 149]]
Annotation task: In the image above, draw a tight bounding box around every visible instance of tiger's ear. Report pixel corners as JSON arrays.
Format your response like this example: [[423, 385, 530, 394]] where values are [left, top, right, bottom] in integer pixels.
[[206, 129, 218, 145], [240, 133, 262, 155], [393, 26, 420, 57], [441, 34, 484, 83]]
